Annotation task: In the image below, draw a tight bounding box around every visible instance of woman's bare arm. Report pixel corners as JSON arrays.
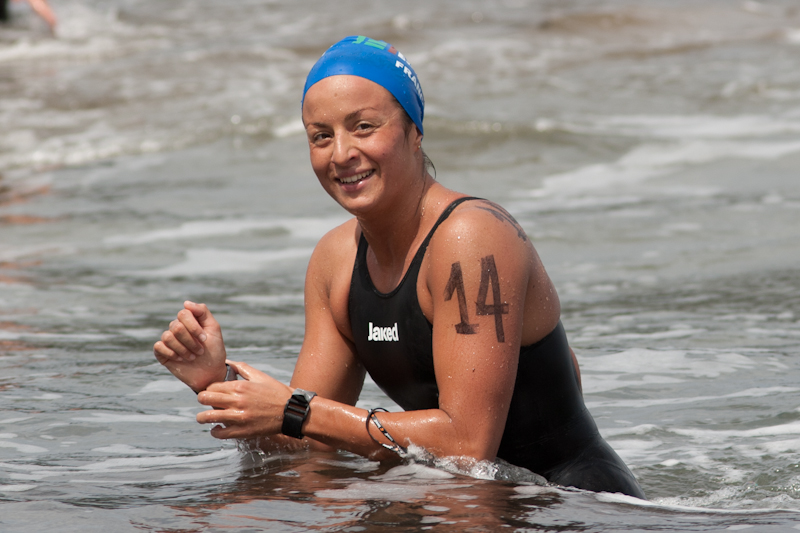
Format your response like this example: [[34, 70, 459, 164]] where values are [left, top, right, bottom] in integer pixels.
[[195, 207, 559, 462]]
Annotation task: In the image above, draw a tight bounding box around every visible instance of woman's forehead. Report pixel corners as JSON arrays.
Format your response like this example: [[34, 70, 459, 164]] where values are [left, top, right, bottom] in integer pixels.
[[303, 75, 395, 115]]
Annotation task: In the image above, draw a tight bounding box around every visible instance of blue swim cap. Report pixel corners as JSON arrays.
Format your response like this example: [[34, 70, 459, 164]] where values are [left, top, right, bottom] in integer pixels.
[[302, 36, 425, 135]]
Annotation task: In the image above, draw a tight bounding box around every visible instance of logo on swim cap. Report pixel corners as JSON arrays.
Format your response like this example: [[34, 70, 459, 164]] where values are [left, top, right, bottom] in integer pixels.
[[302, 35, 425, 134]]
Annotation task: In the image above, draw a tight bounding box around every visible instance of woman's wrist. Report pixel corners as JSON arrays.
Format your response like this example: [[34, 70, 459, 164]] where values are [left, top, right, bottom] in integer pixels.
[[192, 364, 237, 394]]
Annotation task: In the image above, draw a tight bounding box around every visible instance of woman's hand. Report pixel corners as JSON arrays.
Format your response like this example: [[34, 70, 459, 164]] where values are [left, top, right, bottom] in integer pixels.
[[196, 361, 293, 439], [153, 301, 228, 393]]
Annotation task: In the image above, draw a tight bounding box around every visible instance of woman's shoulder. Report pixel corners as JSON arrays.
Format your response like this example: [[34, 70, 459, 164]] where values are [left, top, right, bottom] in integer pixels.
[[429, 197, 533, 256], [306, 217, 360, 279], [313, 217, 359, 253]]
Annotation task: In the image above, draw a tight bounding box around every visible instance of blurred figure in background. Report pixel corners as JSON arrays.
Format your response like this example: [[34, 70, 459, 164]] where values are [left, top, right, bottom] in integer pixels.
[[0, 0, 57, 33]]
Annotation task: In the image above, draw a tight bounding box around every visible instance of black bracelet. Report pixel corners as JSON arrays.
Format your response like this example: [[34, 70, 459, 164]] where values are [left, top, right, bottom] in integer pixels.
[[366, 407, 407, 456]]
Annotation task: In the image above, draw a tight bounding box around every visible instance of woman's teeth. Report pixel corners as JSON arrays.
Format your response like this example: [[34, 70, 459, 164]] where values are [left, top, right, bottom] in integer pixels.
[[339, 170, 372, 183]]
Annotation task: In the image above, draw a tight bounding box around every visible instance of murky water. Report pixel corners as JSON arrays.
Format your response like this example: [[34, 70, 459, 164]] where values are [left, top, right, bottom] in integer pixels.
[[2, 1, 800, 530]]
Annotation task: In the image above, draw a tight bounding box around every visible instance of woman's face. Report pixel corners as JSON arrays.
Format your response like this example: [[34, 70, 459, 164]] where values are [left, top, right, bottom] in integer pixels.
[[302, 75, 423, 216]]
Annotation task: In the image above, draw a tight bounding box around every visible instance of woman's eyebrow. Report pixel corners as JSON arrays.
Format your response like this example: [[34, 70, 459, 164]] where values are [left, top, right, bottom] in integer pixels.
[[306, 108, 381, 129], [344, 108, 379, 122]]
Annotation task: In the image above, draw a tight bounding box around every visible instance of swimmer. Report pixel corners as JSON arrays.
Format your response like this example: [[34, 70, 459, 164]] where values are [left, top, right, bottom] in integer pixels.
[[154, 35, 645, 499], [0, 0, 57, 32]]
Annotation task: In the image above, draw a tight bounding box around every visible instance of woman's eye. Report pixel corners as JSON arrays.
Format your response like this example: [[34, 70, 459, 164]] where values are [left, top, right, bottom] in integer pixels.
[[356, 122, 373, 131]]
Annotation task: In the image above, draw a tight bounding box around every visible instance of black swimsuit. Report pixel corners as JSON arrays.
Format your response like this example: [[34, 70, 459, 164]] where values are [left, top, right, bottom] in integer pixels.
[[348, 197, 645, 498]]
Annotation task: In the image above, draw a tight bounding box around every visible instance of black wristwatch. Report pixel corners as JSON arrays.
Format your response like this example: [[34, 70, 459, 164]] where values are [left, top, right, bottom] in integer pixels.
[[281, 388, 317, 439]]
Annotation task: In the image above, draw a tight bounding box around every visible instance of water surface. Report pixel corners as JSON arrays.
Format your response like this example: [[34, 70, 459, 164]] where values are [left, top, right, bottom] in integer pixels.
[[2, 1, 800, 530]]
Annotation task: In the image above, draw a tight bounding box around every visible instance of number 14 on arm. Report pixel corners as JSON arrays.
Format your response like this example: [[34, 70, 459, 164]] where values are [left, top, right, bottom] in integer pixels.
[[444, 254, 509, 343]]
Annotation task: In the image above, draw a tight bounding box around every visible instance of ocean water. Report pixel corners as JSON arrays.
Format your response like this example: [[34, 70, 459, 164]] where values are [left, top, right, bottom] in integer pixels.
[[2, 0, 800, 531]]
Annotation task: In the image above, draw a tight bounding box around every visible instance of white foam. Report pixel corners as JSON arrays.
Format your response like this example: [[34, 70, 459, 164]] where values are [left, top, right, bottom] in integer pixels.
[[0, 484, 36, 492], [587, 386, 799, 409], [91, 444, 169, 455], [228, 294, 304, 306], [317, 458, 380, 473], [118, 327, 161, 339], [133, 247, 313, 277], [5, 449, 237, 480], [380, 463, 455, 481], [70, 412, 193, 424], [105, 217, 346, 246], [1, 392, 63, 401], [73, 453, 231, 476], [785, 28, 800, 45], [315, 481, 432, 502], [674, 420, 800, 440], [579, 349, 757, 394], [105, 219, 287, 245], [746, 327, 800, 338], [0, 440, 48, 453], [598, 489, 800, 514], [573, 114, 800, 139], [274, 119, 305, 138], [527, 138, 800, 204], [653, 485, 800, 512], [162, 467, 230, 482], [755, 438, 800, 454], [130, 380, 187, 395], [576, 326, 705, 342], [0, 244, 77, 262]]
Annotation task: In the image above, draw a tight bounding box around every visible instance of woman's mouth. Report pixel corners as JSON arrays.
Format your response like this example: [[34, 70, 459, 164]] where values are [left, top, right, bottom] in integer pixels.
[[338, 170, 374, 184]]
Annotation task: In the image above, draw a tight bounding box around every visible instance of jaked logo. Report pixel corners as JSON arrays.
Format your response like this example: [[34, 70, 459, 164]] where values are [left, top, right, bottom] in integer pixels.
[[367, 322, 399, 342]]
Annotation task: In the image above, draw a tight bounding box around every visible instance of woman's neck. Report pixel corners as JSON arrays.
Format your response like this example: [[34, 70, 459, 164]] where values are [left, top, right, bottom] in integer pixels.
[[357, 175, 444, 288]]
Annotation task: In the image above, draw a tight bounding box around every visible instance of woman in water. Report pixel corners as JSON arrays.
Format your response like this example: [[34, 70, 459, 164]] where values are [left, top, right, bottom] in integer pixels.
[[153, 35, 645, 499]]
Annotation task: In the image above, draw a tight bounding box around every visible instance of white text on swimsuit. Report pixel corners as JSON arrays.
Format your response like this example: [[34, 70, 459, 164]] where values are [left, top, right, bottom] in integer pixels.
[[367, 322, 399, 342]]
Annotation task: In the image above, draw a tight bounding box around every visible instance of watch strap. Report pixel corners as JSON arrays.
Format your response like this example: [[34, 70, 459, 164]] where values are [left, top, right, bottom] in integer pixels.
[[282, 388, 316, 439]]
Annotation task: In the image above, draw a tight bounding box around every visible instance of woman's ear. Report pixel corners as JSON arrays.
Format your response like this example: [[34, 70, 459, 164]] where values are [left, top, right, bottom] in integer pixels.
[[412, 127, 423, 151]]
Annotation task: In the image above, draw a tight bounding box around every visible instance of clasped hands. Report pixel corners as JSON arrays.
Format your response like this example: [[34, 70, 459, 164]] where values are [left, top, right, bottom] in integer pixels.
[[153, 301, 291, 439]]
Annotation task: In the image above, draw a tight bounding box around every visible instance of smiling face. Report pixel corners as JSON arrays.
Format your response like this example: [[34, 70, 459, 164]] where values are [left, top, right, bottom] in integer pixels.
[[302, 75, 423, 217]]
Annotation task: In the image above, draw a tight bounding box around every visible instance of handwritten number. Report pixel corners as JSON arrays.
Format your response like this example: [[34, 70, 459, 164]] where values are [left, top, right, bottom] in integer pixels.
[[476, 255, 509, 342], [444, 262, 477, 334]]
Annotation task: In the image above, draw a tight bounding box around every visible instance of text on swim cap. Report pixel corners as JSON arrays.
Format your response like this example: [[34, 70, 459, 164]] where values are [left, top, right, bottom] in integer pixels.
[[395, 61, 425, 105]]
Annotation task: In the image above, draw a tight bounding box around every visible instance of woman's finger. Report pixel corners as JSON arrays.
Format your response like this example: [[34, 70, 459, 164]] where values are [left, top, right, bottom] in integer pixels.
[[184, 301, 218, 340], [227, 360, 270, 383], [209, 423, 237, 439], [196, 385, 239, 409], [153, 340, 182, 364], [160, 329, 197, 361], [169, 317, 204, 356], [176, 308, 209, 343]]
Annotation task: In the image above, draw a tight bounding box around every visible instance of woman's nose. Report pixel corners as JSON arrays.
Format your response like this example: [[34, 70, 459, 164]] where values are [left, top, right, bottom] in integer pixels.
[[332, 133, 357, 166]]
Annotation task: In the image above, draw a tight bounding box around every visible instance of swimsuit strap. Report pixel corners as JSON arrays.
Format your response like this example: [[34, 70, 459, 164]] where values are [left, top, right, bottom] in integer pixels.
[[409, 196, 482, 267], [356, 196, 482, 296]]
